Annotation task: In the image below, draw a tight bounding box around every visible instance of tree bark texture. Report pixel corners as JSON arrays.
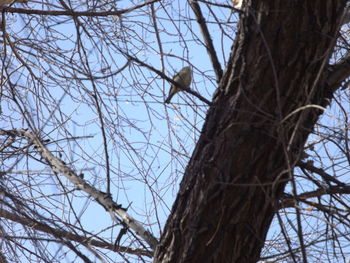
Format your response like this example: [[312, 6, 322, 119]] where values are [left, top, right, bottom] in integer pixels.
[[154, 1, 347, 262]]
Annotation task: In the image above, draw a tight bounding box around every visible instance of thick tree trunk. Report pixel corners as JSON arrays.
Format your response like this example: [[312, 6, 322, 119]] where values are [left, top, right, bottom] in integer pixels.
[[154, 1, 347, 262]]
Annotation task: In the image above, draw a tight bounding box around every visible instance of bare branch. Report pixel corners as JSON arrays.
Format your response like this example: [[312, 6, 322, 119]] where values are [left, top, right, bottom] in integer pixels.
[[297, 161, 346, 186], [189, 0, 223, 83], [0, 0, 159, 17], [0, 129, 159, 250], [281, 185, 350, 209], [0, 208, 153, 257]]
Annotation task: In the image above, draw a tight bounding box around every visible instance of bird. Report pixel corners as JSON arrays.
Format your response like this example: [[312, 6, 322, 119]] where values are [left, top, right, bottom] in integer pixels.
[[165, 66, 192, 104]]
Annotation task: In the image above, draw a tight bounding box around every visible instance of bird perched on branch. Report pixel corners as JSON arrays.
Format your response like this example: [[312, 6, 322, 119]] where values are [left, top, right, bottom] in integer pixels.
[[165, 66, 192, 104]]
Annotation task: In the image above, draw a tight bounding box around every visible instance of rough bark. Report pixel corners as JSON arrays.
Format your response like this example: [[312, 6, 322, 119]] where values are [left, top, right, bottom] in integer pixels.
[[154, 1, 347, 263]]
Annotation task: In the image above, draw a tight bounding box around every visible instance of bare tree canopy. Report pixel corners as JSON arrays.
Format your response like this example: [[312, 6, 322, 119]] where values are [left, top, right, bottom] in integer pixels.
[[1, 0, 350, 263]]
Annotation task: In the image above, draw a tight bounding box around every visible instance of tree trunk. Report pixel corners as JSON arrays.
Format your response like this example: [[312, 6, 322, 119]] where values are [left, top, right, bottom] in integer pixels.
[[154, 1, 347, 262]]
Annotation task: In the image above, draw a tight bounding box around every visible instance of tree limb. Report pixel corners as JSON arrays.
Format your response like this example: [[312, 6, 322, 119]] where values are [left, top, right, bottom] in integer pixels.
[[189, 0, 223, 83], [341, 2, 350, 25], [0, 0, 159, 17], [0, 208, 153, 257], [281, 185, 350, 209], [297, 161, 346, 186], [327, 52, 350, 89], [0, 129, 159, 250]]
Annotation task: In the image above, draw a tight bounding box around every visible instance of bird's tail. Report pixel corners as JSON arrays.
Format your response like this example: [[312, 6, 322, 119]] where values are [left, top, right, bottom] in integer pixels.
[[164, 95, 172, 104], [165, 91, 175, 104]]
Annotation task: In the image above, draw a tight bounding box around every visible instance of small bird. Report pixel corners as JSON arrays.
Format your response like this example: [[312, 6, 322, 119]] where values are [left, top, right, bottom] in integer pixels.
[[165, 66, 192, 104]]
